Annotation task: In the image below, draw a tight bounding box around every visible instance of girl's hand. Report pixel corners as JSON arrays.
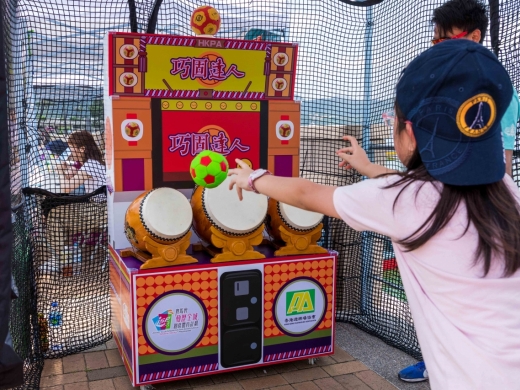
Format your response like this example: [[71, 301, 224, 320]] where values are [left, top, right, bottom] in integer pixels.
[[336, 135, 372, 175], [227, 159, 254, 201]]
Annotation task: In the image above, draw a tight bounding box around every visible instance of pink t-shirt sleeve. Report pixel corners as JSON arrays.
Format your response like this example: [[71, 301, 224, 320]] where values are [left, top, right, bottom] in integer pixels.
[[332, 176, 439, 240], [333, 177, 400, 238]]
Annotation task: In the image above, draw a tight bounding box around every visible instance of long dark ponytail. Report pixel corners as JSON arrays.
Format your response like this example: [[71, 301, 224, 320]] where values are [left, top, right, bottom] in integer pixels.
[[383, 103, 520, 277]]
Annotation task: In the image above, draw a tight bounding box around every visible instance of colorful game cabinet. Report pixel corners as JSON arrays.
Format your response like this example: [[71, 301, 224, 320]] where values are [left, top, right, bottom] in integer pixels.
[[104, 31, 337, 386], [110, 247, 336, 387]]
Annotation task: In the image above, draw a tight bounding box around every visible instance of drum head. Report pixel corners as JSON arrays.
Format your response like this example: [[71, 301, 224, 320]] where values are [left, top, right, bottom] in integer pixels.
[[279, 202, 323, 231], [203, 176, 268, 234], [141, 188, 193, 240]]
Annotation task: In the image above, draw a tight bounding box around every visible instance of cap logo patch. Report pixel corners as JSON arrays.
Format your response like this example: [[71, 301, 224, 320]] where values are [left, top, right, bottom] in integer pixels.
[[456, 93, 496, 138]]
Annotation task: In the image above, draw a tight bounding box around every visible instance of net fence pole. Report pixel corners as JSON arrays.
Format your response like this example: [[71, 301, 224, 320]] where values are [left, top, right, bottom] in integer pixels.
[[359, 5, 375, 317], [489, 0, 500, 57]]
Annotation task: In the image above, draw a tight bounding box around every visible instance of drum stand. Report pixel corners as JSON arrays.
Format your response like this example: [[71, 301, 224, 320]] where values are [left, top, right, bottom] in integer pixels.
[[121, 232, 197, 269], [274, 223, 328, 256], [196, 225, 265, 263]]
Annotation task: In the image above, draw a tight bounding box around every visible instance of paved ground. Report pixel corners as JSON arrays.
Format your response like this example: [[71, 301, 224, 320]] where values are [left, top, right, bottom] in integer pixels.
[[335, 323, 430, 390], [40, 338, 401, 390]]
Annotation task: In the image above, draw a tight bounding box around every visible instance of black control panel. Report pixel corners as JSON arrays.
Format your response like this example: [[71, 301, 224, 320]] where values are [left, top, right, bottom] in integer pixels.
[[220, 270, 262, 367]]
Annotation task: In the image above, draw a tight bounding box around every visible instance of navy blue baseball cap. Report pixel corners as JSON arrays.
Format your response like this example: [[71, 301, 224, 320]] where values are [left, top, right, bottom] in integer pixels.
[[396, 39, 513, 186]]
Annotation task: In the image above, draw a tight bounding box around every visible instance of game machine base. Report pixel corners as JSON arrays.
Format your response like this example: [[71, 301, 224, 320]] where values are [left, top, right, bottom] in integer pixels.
[[110, 247, 336, 387], [105, 8, 336, 388]]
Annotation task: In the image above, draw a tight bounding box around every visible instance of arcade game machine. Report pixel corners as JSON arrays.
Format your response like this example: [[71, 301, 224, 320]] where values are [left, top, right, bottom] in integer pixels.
[[105, 6, 337, 388]]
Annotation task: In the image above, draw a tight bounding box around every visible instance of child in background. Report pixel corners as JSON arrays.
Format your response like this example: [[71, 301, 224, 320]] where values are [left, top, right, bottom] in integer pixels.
[[60, 130, 105, 194], [227, 40, 520, 390]]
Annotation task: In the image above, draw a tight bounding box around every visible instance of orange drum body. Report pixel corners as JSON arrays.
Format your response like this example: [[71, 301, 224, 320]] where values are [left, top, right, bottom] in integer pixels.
[[124, 187, 193, 252], [266, 198, 324, 243], [191, 185, 213, 245], [191, 176, 268, 245]]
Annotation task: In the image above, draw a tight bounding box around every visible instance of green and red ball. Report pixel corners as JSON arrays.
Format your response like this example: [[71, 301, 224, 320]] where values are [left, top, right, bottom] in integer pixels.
[[190, 150, 229, 188]]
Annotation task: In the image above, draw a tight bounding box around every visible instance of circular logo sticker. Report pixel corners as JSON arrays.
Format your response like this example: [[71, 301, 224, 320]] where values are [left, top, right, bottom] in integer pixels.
[[273, 52, 289, 67], [456, 93, 496, 138], [273, 277, 327, 337], [120, 119, 144, 142], [143, 291, 208, 355], [277, 121, 294, 140], [120, 44, 138, 60], [272, 78, 287, 92], [119, 72, 137, 87], [124, 121, 141, 138]]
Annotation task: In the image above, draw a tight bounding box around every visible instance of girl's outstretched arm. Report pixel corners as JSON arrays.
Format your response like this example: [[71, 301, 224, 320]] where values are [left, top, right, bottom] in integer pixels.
[[228, 159, 341, 220]]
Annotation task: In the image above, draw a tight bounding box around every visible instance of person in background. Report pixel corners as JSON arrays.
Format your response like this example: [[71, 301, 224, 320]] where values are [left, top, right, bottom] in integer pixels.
[[60, 130, 105, 194], [431, 0, 518, 177]]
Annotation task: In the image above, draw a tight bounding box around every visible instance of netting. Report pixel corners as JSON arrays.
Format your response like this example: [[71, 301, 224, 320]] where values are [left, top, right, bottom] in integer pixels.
[[8, 201, 43, 390], [498, 1, 520, 182], [2, 0, 520, 388], [23, 187, 110, 357]]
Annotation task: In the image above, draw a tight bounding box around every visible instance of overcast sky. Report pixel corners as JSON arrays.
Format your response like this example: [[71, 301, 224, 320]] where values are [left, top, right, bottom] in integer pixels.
[[10, 0, 516, 105]]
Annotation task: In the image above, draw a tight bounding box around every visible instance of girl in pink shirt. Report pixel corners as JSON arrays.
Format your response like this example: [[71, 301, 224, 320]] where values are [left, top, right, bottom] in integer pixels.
[[228, 40, 520, 390]]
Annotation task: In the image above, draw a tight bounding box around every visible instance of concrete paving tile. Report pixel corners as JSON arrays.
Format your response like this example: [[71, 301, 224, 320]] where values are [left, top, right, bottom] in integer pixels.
[[355, 371, 398, 390], [253, 365, 278, 377], [313, 377, 345, 390], [188, 375, 214, 387], [40, 372, 88, 388], [86, 366, 127, 381], [105, 349, 123, 367], [64, 384, 89, 390], [331, 346, 355, 363], [85, 351, 109, 370], [62, 354, 86, 374], [211, 372, 238, 384], [42, 359, 63, 377], [240, 374, 288, 390], [88, 379, 116, 390], [112, 376, 138, 389], [233, 369, 258, 380], [273, 362, 299, 374], [322, 362, 369, 377], [292, 381, 320, 390], [281, 368, 329, 384], [333, 374, 372, 390]]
